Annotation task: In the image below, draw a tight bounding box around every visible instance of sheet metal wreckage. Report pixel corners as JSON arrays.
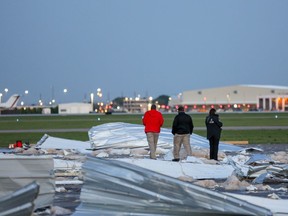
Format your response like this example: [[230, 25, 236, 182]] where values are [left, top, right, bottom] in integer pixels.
[[0, 122, 287, 215]]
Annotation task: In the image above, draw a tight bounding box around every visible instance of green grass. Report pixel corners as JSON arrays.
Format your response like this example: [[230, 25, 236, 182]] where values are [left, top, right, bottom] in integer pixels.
[[0, 112, 288, 147], [195, 129, 288, 144], [1, 112, 287, 129]]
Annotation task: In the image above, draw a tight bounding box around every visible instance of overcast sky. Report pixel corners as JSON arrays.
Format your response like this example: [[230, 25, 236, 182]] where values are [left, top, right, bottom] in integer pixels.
[[0, 0, 287, 105]]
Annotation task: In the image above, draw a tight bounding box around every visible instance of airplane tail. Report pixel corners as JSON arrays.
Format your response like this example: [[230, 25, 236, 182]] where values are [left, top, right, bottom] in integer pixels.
[[0, 94, 20, 109]]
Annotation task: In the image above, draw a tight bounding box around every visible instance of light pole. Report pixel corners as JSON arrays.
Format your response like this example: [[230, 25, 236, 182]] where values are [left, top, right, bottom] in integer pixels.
[[97, 88, 102, 98], [3, 88, 8, 101], [90, 93, 94, 111], [22, 90, 29, 106], [96, 88, 103, 112], [148, 96, 153, 111], [226, 94, 231, 108], [63, 88, 68, 103]]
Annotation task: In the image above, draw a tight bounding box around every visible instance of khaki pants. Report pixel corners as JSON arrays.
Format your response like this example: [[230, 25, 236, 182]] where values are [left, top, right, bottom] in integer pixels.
[[173, 134, 192, 159], [146, 132, 159, 159]]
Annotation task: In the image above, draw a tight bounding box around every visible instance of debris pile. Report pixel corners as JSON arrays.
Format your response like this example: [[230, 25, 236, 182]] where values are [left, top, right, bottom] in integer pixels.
[[0, 122, 287, 215]]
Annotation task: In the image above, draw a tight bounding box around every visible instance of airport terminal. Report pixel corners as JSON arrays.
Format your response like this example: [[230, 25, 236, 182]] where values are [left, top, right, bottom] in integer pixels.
[[168, 84, 288, 112]]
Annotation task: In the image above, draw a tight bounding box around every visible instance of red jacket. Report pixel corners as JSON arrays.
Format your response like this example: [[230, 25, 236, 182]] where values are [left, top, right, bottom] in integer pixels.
[[142, 109, 164, 133]]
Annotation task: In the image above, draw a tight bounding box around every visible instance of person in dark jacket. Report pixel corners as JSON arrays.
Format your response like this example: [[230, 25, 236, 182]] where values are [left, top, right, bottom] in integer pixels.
[[142, 104, 164, 159], [171, 106, 194, 161], [205, 108, 223, 160]]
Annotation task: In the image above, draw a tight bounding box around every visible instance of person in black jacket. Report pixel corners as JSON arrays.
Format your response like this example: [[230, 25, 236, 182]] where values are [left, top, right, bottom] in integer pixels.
[[205, 108, 223, 160], [171, 106, 194, 161]]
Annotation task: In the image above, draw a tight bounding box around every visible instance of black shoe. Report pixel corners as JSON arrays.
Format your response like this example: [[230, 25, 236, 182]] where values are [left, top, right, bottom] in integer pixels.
[[172, 158, 180, 162]]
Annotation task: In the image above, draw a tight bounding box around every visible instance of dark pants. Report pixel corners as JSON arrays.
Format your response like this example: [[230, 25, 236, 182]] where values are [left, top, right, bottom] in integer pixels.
[[209, 136, 219, 160]]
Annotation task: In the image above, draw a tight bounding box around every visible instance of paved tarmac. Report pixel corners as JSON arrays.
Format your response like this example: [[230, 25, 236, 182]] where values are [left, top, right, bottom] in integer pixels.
[[1, 126, 288, 133]]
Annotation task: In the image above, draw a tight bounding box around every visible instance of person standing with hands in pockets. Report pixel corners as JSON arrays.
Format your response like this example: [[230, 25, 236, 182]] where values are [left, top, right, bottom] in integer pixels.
[[171, 106, 194, 162], [142, 104, 164, 159], [205, 108, 223, 161]]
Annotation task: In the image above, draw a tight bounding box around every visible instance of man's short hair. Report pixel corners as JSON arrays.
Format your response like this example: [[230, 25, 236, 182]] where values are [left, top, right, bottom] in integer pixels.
[[151, 104, 156, 110], [177, 106, 184, 112], [209, 108, 216, 115]]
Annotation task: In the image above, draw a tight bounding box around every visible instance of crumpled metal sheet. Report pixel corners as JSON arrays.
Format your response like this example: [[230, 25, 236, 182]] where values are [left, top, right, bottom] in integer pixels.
[[225, 193, 288, 214], [0, 181, 39, 216], [0, 155, 55, 209], [88, 122, 171, 149], [245, 154, 273, 166], [88, 122, 243, 152], [253, 171, 288, 184], [73, 156, 272, 216], [114, 158, 235, 180], [227, 154, 288, 184], [267, 164, 288, 177], [36, 134, 92, 154]]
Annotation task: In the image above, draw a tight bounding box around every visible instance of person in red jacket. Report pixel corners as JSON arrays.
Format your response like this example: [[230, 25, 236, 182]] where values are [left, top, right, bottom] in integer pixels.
[[142, 104, 164, 159]]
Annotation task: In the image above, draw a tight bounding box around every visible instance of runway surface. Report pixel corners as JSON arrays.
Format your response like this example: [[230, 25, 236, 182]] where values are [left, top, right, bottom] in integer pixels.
[[1, 126, 288, 133]]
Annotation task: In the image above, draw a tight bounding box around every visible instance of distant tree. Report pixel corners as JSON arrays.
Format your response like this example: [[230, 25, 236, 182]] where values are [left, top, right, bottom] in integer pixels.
[[153, 95, 170, 106], [17, 107, 42, 114], [51, 106, 58, 114], [112, 97, 125, 108]]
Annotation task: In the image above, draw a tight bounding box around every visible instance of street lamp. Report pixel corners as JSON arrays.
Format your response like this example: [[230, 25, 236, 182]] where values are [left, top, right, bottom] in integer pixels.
[[2, 88, 8, 101], [97, 88, 102, 98], [62, 88, 68, 103], [90, 93, 94, 111], [96, 88, 103, 112], [203, 97, 207, 110], [226, 94, 231, 108], [22, 90, 29, 106]]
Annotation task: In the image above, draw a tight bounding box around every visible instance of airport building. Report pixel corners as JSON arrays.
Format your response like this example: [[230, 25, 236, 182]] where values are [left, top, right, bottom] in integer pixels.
[[122, 97, 151, 113], [58, 102, 93, 114], [168, 85, 288, 112]]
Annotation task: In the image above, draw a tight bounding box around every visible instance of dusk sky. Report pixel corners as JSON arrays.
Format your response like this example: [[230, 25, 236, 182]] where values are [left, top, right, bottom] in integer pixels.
[[1, 0, 287, 105]]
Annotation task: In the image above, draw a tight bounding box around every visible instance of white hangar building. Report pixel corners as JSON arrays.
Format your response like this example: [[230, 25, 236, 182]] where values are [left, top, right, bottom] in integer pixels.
[[58, 102, 93, 114], [169, 85, 288, 112]]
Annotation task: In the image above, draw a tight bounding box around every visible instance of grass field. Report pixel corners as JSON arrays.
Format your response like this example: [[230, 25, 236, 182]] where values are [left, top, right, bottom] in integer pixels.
[[0, 112, 288, 147]]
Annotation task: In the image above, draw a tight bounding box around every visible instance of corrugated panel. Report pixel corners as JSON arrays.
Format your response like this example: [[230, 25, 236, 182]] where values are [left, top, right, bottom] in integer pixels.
[[0, 155, 55, 209], [73, 156, 272, 216], [0, 181, 39, 216]]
